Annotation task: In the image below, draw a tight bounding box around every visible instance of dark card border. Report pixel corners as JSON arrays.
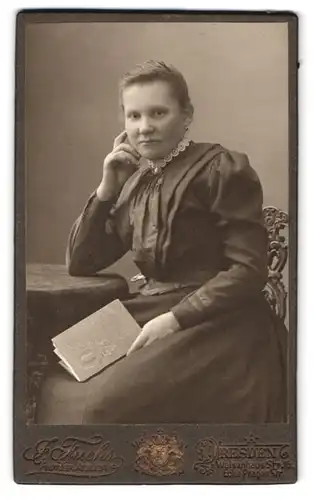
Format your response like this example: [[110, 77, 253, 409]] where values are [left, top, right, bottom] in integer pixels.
[[14, 10, 298, 484]]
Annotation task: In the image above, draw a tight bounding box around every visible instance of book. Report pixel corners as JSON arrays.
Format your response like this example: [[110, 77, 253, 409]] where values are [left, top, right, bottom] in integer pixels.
[[52, 299, 141, 382]]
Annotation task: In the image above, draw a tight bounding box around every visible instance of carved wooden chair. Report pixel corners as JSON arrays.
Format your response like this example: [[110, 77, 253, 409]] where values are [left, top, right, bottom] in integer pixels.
[[262, 206, 289, 321]]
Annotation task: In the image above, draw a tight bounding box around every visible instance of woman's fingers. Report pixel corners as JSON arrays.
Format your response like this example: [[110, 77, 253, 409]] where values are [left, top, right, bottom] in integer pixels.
[[127, 331, 149, 356], [113, 130, 128, 149], [143, 336, 156, 347], [101, 133, 140, 195], [113, 132, 141, 159], [114, 143, 141, 159], [113, 150, 140, 167]]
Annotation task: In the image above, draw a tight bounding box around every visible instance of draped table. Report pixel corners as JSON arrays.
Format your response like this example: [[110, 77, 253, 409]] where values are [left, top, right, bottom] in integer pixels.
[[26, 263, 129, 423]]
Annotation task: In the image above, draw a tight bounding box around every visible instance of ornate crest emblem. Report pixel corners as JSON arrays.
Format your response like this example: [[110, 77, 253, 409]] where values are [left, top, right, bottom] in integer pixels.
[[133, 429, 185, 476]]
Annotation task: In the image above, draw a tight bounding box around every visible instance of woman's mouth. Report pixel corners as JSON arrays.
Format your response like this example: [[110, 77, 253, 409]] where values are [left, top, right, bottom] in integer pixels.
[[139, 140, 160, 145]]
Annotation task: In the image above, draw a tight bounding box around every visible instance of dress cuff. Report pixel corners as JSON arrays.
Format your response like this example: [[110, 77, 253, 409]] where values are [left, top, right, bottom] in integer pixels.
[[88, 190, 115, 209], [80, 191, 116, 222], [171, 298, 205, 330]]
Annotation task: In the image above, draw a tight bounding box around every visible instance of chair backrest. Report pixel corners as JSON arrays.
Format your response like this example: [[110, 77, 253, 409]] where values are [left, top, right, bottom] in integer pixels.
[[263, 206, 289, 320]]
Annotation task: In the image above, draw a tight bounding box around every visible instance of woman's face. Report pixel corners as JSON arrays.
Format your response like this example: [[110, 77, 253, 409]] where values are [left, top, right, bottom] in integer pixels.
[[122, 80, 191, 160]]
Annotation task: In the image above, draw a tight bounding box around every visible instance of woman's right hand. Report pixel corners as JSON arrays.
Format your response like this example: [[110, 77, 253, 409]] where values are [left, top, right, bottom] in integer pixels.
[[96, 131, 141, 201]]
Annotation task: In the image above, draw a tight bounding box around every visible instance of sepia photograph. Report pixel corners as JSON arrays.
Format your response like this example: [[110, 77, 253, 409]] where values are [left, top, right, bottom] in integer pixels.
[[14, 10, 297, 484]]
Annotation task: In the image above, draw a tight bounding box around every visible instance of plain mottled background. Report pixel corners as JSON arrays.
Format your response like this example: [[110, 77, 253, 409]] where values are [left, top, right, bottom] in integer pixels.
[[25, 22, 289, 280]]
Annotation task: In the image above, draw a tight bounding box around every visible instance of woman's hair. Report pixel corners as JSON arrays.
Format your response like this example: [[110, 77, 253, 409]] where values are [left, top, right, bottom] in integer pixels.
[[118, 60, 193, 113]]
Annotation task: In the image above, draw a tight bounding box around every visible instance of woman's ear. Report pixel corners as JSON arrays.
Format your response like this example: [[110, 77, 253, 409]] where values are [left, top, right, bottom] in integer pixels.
[[184, 103, 194, 129], [184, 117, 192, 130]]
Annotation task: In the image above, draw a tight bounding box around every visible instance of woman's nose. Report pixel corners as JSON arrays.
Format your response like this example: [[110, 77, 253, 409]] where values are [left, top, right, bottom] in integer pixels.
[[139, 117, 155, 134]]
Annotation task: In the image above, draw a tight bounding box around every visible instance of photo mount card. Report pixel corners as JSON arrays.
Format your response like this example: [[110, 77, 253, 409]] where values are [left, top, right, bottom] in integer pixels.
[[14, 10, 298, 484]]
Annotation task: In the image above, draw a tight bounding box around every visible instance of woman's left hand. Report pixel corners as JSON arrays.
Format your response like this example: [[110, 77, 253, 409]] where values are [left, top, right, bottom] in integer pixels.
[[127, 312, 181, 356]]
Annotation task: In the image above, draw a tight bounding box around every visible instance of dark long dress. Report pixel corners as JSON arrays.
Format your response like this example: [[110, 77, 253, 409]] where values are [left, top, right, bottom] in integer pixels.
[[37, 142, 287, 424]]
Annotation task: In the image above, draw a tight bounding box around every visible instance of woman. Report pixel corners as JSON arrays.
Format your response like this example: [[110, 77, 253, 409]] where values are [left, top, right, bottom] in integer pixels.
[[38, 60, 287, 424]]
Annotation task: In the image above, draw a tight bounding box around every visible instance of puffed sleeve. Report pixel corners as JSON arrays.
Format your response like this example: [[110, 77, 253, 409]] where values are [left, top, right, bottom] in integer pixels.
[[171, 150, 269, 329], [66, 192, 127, 276]]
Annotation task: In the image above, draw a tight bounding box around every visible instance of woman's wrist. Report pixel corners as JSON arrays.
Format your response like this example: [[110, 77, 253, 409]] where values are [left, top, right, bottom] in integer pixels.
[[96, 182, 118, 202], [165, 311, 181, 332]]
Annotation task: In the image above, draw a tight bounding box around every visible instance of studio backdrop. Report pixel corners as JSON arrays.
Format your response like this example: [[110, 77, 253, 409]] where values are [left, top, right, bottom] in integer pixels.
[[25, 22, 288, 281]]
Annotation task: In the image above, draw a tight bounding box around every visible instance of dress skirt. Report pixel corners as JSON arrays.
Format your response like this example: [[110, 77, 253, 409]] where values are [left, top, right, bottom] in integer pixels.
[[37, 288, 287, 424]]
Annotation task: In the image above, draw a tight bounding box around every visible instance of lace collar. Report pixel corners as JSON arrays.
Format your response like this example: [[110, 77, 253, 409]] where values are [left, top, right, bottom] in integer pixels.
[[147, 137, 191, 175]]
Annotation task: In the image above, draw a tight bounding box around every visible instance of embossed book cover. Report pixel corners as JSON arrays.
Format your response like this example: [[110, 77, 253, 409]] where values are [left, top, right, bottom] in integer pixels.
[[52, 299, 141, 381], [14, 10, 298, 485]]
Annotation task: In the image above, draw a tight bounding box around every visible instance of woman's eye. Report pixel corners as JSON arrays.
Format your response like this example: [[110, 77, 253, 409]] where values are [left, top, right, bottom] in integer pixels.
[[154, 110, 165, 117], [129, 113, 140, 120]]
